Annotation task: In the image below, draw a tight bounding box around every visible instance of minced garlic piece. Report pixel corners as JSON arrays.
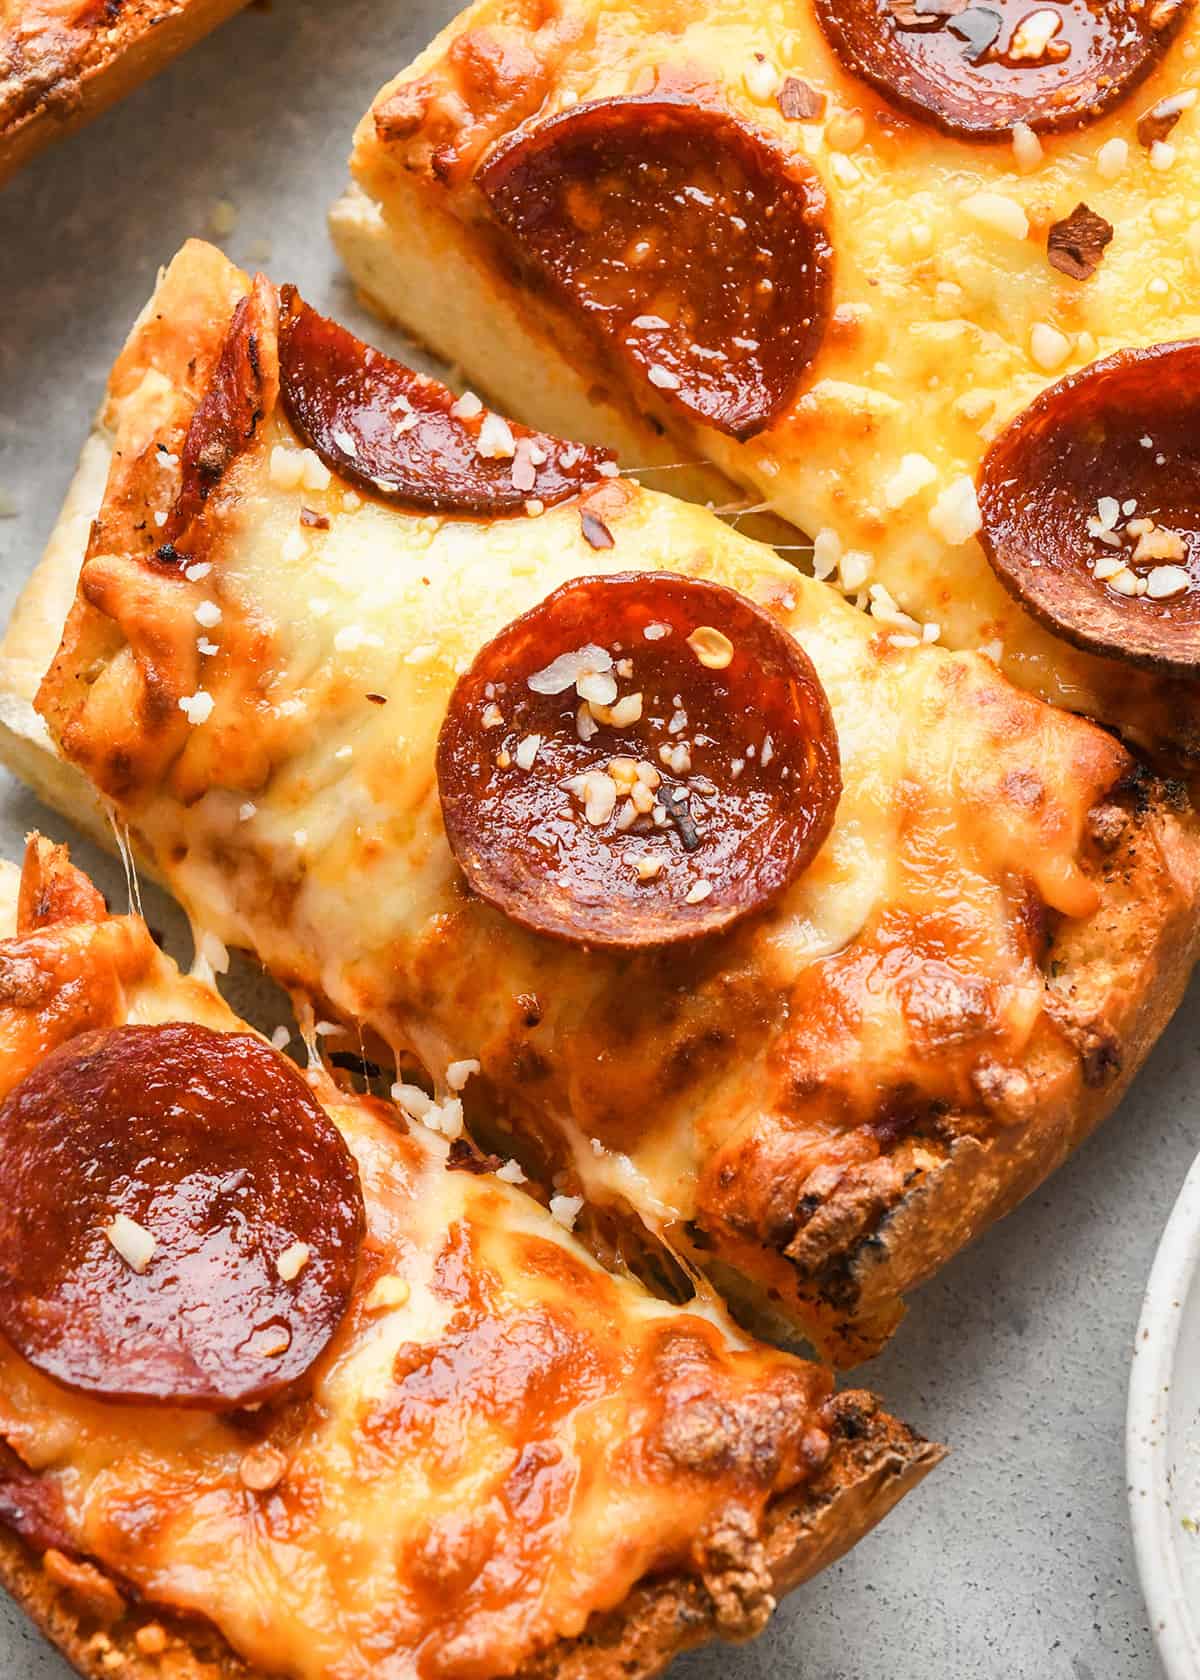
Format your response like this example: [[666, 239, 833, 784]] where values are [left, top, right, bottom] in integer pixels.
[[1132, 525, 1187, 564], [104, 1214, 156, 1274], [446, 1058, 480, 1091], [1011, 122, 1043, 171], [686, 625, 735, 669], [883, 454, 937, 508], [1096, 138, 1129, 180], [549, 1193, 584, 1229], [269, 445, 304, 491], [477, 412, 516, 459], [365, 1274, 412, 1311], [275, 1242, 310, 1282], [928, 476, 983, 546], [743, 56, 780, 102], [960, 192, 1029, 240], [1145, 565, 1191, 599], [515, 734, 541, 770], [1029, 323, 1072, 372]]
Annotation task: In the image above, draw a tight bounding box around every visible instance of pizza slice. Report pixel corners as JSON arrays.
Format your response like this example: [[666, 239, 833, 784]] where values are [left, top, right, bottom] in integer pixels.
[[331, 0, 1200, 766], [0, 832, 938, 1679], [9, 240, 1200, 1368], [0, 0, 248, 184]]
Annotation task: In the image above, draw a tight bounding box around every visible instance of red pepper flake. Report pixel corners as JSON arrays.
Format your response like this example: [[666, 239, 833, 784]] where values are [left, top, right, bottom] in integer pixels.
[[581, 510, 615, 550], [365, 693, 388, 705], [1137, 91, 1193, 148], [300, 507, 330, 529], [776, 77, 827, 121], [446, 1138, 505, 1175], [1047, 203, 1114, 281]]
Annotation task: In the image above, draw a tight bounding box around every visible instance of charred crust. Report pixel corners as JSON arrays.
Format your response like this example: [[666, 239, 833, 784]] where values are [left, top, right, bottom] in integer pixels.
[[694, 1508, 775, 1639], [1087, 799, 1130, 852], [825, 1391, 878, 1442]]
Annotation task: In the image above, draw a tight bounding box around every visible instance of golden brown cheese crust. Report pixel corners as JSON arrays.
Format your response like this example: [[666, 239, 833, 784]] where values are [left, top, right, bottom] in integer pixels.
[[27, 243, 1200, 1365], [0, 1389, 933, 1680], [335, 0, 1200, 768], [0, 0, 248, 182], [0, 838, 940, 1679]]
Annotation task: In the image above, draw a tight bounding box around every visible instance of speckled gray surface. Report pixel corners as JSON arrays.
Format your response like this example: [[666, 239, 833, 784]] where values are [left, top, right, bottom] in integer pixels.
[[0, 2, 1194, 1674]]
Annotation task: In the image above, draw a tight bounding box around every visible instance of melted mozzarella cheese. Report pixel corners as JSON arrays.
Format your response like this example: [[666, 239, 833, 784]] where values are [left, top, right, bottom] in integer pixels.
[[0, 853, 829, 1679], [32, 245, 1135, 1361]]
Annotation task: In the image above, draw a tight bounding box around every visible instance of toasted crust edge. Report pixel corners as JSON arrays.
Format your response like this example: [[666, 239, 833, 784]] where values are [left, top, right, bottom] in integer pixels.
[[0, 1395, 942, 1680], [824, 779, 1200, 1336], [0, 0, 249, 185]]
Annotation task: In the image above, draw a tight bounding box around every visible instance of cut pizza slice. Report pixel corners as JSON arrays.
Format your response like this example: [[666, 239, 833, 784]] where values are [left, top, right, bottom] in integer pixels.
[[331, 0, 1200, 766], [10, 240, 1200, 1368], [0, 0, 248, 184], [0, 833, 938, 1680]]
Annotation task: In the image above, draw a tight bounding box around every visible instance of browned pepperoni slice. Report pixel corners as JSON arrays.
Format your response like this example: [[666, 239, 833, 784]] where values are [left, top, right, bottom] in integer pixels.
[[814, 0, 1192, 139], [436, 572, 841, 946], [276, 288, 612, 516], [171, 273, 280, 541], [477, 97, 833, 441], [977, 341, 1200, 673], [0, 1024, 364, 1409]]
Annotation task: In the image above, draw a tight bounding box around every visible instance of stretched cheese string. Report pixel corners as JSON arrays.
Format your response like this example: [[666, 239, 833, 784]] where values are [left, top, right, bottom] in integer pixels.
[[104, 802, 143, 923]]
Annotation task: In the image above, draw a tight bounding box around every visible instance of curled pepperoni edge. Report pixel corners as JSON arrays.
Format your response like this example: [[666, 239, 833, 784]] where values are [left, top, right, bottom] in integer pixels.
[[812, 0, 1194, 140], [977, 340, 1200, 675], [169, 272, 280, 543], [275, 287, 613, 517], [0, 1023, 366, 1410], [436, 570, 842, 949], [477, 94, 834, 443]]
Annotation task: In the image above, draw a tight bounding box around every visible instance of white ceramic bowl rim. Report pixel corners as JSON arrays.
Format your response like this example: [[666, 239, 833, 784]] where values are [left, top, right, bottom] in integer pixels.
[[1128, 1152, 1200, 1680]]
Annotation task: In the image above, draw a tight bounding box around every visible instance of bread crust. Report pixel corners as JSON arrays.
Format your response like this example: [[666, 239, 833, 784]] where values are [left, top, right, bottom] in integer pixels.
[[0, 1392, 941, 1680], [792, 775, 1200, 1334], [0, 0, 249, 183]]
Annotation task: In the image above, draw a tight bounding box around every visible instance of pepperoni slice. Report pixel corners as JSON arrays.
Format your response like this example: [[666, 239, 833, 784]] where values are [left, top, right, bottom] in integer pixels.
[[814, 0, 1192, 139], [0, 1024, 364, 1409], [977, 341, 1200, 673], [171, 273, 280, 541], [276, 288, 612, 516], [436, 572, 841, 946], [477, 97, 833, 441]]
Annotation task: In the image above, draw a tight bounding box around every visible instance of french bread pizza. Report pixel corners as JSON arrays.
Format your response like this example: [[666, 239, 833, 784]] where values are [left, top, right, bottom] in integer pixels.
[[0, 833, 941, 1678], [0, 0, 249, 184], [331, 0, 1200, 766], [5, 241, 1198, 1373]]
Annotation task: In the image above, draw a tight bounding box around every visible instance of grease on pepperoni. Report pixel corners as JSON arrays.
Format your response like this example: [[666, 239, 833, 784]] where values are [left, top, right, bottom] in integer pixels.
[[477, 96, 833, 441], [436, 572, 841, 947], [276, 287, 612, 516], [814, 0, 1192, 139], [977, 340, 1200, 673], [0, 1024, 364, 1409]]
